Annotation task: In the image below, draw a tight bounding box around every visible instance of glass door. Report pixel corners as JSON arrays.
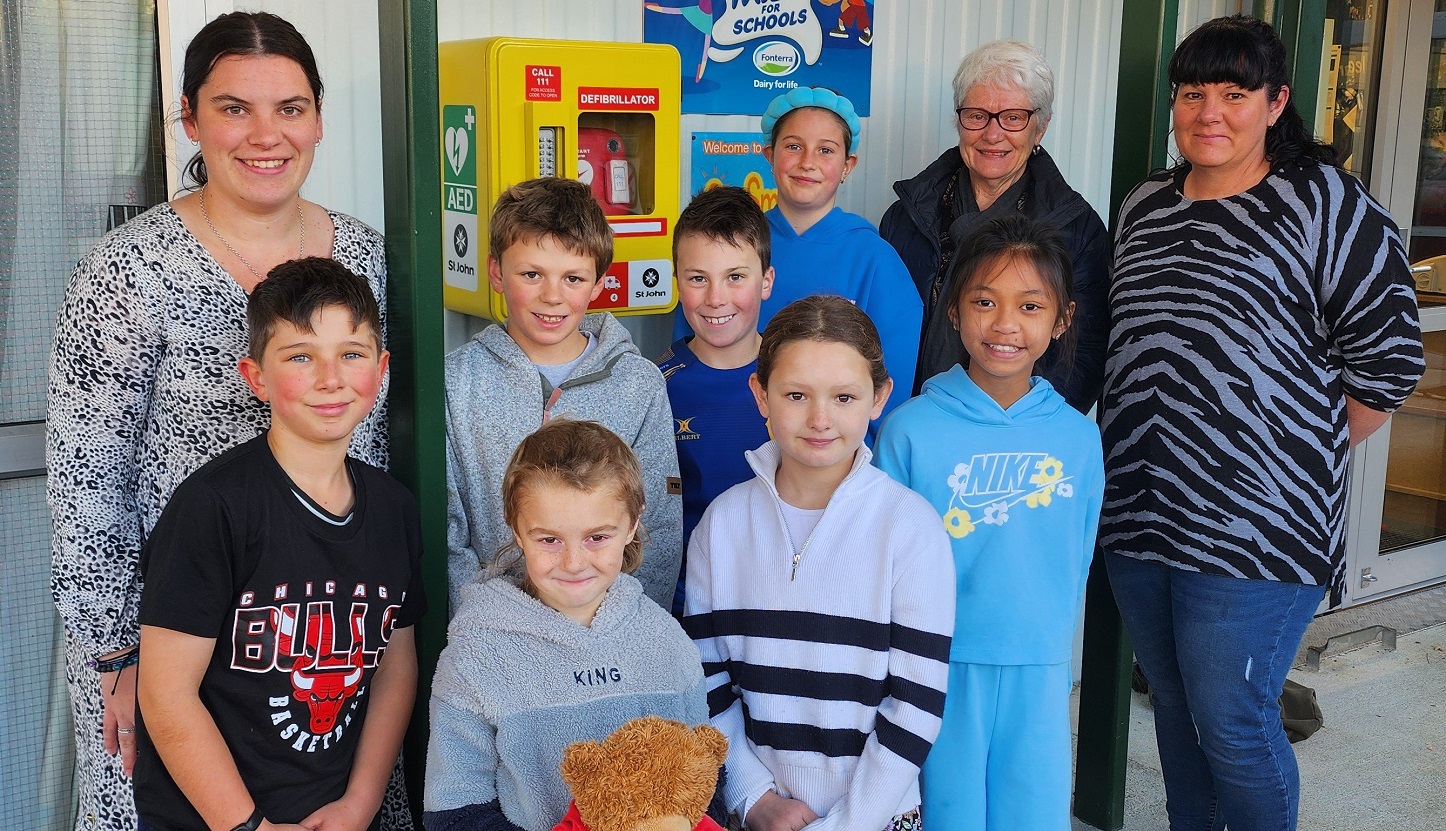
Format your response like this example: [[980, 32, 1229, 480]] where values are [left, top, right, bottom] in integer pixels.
[[1319, 0, 1390, 184], [1346, 0, 1446, 603]]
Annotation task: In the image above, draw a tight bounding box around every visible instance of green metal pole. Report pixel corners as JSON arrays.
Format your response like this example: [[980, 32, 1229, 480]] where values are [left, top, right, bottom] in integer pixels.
[[377, 0, 445, 817], [1075, 2, 1177, 828], [1270, 1, 1327, 133], [1108, 0, 1179, 225], [1073, 559, 1137, 829]]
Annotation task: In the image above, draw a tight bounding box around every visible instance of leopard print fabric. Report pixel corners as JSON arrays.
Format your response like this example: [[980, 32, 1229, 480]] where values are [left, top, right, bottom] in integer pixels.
[[47, 204, 411, 830]]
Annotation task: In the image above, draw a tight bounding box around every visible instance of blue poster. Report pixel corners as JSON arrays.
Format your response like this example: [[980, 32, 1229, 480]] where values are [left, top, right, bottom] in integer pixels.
[[644, 0, 876, 115], [690, 131, 778, 212]]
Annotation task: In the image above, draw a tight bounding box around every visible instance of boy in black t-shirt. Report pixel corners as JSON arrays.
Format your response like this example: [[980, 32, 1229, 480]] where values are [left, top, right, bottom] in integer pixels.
[[134, 258, 425, 831]]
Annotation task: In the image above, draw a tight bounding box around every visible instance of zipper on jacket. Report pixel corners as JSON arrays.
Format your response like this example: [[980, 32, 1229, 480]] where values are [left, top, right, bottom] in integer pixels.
[[790, 534, 814, 582], [776, 499, 820, 582], [770, 459, 866, 582]]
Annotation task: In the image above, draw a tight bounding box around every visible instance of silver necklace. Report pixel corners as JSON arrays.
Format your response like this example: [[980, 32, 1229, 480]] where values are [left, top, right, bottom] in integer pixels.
[[199, 185, 305, 280]]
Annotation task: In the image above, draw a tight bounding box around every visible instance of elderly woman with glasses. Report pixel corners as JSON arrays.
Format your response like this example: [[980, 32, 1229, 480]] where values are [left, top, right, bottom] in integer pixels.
[[881, 39, 1108, 411]]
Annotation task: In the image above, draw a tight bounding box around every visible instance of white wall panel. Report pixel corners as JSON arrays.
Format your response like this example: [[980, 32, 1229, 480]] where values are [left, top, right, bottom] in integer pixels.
[[1178, 0, 1248, 39]]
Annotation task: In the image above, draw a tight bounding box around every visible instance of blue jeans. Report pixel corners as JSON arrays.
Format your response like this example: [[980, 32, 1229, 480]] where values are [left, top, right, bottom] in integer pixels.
[[1104, 552, 1325, 831]]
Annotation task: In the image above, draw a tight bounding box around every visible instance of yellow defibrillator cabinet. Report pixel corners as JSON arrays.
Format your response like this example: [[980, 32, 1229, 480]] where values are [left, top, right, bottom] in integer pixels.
[[439, 37, 682, 320]]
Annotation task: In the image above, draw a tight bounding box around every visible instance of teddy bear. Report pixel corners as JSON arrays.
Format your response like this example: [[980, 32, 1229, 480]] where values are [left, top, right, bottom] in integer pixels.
[[553, 715, 730, 831]]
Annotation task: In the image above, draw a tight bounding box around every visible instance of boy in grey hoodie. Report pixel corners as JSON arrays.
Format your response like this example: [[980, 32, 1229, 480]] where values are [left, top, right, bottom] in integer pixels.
[[444, 178, 682, 612]]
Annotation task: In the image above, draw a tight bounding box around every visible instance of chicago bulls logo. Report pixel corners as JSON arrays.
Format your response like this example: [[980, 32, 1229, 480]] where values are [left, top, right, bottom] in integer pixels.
[[243, 599, 395, 753], [291, 643, 365, 734]]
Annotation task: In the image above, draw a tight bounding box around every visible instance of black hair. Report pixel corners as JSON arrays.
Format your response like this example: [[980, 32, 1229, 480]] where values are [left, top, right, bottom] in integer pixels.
[[1168, 15, 1336, 168], [247, 257, 380, 359], [944, 214, 1076, 380], [673, 186, 771, 272], [180, 12, 324, 190]]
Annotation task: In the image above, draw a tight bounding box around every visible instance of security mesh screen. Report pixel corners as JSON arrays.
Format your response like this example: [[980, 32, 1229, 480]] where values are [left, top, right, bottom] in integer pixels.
[[0, 1, 166, 423], [0, 477, 74, 828], [1, 1, 164, 827]]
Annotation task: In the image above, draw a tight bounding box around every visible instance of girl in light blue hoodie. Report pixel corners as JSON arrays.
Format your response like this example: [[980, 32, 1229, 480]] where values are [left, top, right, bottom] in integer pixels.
[[875, 214, 1104, 831]]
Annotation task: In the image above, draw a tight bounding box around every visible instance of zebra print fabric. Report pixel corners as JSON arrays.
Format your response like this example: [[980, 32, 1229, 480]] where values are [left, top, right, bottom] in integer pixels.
[[1100, 162, 1423, 597]]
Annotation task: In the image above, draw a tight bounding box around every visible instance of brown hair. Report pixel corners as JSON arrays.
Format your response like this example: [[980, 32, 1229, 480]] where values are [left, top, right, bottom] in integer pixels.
[[769, 105, 854, 155], [756, 295, 888, 392], [673, 185, 771, 272], [494, 419, 646, 584], [246, 257, 380, 359], [488, 178, 614, 278]]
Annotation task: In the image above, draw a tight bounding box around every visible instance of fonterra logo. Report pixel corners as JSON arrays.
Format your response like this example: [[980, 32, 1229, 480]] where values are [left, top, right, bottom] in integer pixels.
[[753, 41, 800, 77]]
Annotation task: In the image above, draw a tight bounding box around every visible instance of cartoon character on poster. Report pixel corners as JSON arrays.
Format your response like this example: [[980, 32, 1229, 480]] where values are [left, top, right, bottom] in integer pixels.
[[644, 0, 876, 115], [690, 132, 777, 213], [645, 1, 720, 82], [819, 0, 871, 45]]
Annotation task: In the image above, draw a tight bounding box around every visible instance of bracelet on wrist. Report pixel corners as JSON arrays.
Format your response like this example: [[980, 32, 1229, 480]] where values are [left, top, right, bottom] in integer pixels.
[[87, 646, 139, 674], [229, 806, 264, 831]]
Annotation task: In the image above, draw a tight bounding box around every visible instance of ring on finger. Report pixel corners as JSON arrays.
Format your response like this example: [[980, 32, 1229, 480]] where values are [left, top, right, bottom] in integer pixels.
[[116, 727, 136, 735]]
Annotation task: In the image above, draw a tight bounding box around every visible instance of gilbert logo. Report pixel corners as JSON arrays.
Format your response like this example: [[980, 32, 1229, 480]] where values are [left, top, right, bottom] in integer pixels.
[[675, 418, 700, 441]]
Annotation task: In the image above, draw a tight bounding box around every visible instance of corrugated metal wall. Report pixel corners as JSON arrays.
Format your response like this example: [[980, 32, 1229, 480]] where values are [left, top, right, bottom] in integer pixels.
[[1179, 0, 1249, 38], [439, 0, 1125, 225], [161, 1, 1129, 349]]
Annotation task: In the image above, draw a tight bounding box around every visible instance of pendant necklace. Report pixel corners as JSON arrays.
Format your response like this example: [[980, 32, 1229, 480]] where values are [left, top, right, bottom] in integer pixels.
[[199, 185, 305, 280]]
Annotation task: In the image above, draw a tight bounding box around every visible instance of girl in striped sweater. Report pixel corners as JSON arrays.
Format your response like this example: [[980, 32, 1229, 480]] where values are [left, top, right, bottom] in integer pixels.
[[684, 295, 955, 831]]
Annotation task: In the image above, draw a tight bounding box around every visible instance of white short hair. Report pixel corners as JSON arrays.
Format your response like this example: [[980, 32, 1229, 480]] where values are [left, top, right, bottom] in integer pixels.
[[952, 39, 1055, 125]]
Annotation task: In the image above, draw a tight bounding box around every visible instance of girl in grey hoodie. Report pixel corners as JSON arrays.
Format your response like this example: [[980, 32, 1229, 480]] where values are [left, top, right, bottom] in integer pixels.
[[424, 420, 709, 831]]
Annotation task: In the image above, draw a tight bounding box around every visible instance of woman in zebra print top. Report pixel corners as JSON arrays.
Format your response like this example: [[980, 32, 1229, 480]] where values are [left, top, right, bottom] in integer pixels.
[[1100, 15, 1423, 831]]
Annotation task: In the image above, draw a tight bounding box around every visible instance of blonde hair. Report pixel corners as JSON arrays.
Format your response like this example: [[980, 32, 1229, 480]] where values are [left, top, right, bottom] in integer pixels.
[[492, 419, 646, 584]]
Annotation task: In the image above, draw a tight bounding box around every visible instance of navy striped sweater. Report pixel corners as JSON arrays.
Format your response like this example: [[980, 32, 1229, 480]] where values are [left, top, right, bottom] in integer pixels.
[[683, 442, 954, 831]]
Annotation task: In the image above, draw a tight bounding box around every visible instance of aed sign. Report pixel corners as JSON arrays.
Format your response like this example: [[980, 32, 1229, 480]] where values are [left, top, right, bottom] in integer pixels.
[[441, 104, 479, 292], [438, 37, 681, 319], [526, 65, 561, 101]]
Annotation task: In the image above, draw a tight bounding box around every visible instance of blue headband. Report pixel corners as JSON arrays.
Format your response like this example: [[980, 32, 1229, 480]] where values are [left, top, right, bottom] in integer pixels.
[[760, 87, 862, 154]]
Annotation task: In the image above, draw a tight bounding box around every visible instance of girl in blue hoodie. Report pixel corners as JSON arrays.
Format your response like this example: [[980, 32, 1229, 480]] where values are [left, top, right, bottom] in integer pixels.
[[674, 88, 922, 433], [875, 214, 1103, 831]]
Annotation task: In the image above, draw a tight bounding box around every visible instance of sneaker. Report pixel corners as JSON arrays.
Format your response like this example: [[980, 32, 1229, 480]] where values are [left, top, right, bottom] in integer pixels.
[[1130, 661, 1150, 697], [829, 20, 848, 38], [859, 27, 873, 46]]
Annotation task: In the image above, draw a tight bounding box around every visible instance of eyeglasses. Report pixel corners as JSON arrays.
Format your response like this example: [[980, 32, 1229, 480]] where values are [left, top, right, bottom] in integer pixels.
[[955, 107, 1040, 132]]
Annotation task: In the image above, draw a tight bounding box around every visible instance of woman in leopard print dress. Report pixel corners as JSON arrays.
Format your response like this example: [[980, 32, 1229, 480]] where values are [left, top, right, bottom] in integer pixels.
[[46, 12, 410, 830]]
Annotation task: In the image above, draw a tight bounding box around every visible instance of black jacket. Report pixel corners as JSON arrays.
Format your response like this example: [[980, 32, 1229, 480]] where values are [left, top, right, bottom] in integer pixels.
[[879, 146, 1110, 412]]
